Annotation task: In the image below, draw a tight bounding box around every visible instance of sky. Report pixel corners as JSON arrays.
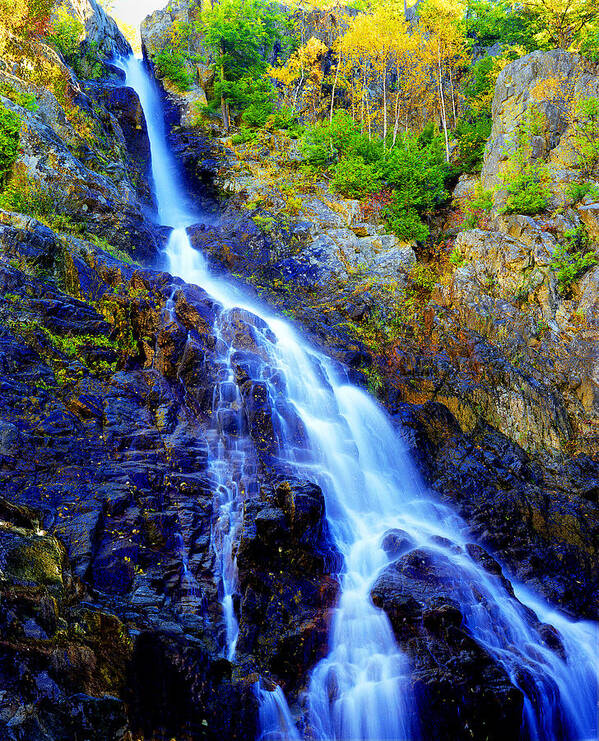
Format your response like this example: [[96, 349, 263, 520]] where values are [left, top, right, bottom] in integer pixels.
[[111, 0, 169, 29]]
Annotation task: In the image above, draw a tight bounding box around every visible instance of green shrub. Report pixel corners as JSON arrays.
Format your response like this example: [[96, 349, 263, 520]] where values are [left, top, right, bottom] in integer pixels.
[[300, 112, 353, 167], [385, 205, 429, 242], [550, 226, 598, 295], [239, 81, 277, 127], [270, 106, 299, 131], [231, 127, 257, 146], [581, 27, 599, 62], [500, 106, 551, 215], [463, 185, 494, 228], [0, 84, 38, 112], [454, 114, 492, 174], [0, 104, 21, 188], [571, 97, 599, 178], [566, 181, 599, 204], [299, 118, 448, 241], [409, 262, 439, 294], [153, 48, 192, 91], [0, 167, 65, 218], [449, 245, 466, 267], [75, 40, 105, 80], [378, 132, 448, 209], [88, 234, 134, 264], [48, 7, 83, 59], [379, 132, 450, 241], [252, 213, 275, 232], [299, 111, 383, 168], [48, 9, 105, 80], [502, 161, 550, 214], [332, 156, 382, 199]]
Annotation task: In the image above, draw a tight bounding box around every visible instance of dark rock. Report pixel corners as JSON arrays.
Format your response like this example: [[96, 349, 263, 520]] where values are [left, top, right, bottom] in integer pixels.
[[381, 528, 415, 559], [371, 549, 524, 740], [127, 631, 259, 740], [235, 479, 340, 696], [99, 85, 153, 207], [395, 402, 599, 618]]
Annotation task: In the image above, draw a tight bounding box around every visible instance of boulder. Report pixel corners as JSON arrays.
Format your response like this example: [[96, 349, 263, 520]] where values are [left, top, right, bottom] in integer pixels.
[[235, 479, 340, 694], [371, 548, 524, 740]]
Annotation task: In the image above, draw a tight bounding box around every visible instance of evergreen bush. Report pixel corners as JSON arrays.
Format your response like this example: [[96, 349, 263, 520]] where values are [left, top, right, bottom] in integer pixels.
[[0, 104, 21, 189]]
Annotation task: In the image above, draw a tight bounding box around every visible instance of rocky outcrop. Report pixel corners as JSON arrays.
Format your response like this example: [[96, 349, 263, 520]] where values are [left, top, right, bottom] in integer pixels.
[[0, 29, 161, 261], [394, 402, 599, 619], [0, 209, 345, 737], [482, 50, 599, 199], [57, 0, 131, 59], [141, 1, 197, 61], [235, 479, 340, 695], [371, 548, 524, 740], [0, 496, 133, 740]]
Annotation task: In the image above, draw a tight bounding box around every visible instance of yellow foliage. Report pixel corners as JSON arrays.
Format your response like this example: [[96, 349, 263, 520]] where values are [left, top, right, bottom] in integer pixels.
[[270, 37, 329, 121]]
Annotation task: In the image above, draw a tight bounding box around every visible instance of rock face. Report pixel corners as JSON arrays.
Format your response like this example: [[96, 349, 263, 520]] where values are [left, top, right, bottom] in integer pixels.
[[140, 0, 210, 126], [2, 17, 599, 741], [394, 402, 599, 619], [0, 32, 160, 261], [141, 1, 197, 61], [482, 50, 599, 197], [0, 209, 342, 738], [57, 0, 132, 58], [235, 479, 340, 693]]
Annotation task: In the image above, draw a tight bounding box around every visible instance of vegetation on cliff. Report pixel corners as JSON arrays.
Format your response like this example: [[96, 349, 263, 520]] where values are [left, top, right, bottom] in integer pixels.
[[1, 0, 599, 738]]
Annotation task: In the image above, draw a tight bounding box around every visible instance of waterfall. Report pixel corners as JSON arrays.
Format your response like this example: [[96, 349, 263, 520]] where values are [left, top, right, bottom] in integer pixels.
[[117, 55, 599, 740]]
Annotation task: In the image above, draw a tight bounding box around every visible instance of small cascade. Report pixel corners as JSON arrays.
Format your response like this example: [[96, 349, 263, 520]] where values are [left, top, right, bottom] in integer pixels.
[[255, 681, 301, 741], [118, 54, 599, 741], [205, 309, 263, 658]]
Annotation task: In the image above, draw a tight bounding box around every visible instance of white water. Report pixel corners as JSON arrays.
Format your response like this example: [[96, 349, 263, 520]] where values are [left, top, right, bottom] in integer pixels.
[[118, 56, 599, 740]]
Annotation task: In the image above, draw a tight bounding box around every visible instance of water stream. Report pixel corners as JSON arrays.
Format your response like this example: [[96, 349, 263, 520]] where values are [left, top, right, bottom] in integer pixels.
[[118, 56, 599, 740]]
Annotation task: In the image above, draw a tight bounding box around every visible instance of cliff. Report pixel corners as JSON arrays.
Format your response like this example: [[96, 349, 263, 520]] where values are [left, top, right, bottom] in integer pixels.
[[0, 6, 597, 741]]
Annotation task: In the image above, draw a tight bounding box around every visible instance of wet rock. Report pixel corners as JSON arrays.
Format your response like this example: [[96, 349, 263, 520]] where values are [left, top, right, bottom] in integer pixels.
[[371, 549, 524, 740], [395, 402, 599, 618], [128, 630, 259, 740], [236, 479, 340, 695], [99, 85, 153, 206], [381, 528, 415, 559]]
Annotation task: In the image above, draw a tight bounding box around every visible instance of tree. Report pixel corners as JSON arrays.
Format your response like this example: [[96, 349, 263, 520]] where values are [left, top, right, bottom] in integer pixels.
[[198, 0, 289, 130], [519, 0, 598, 49], [270, 37, 329, 122], [464, 0, 543, 51], [0, 0, 53, 51], [419, 0, 469, 160]]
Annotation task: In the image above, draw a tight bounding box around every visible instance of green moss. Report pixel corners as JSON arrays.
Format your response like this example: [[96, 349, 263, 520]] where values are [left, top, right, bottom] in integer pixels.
[[5, 537, 64, 587]]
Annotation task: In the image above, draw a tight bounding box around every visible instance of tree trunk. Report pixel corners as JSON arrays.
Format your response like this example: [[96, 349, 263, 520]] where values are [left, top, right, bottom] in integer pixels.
[[449, 66, 457, 128], [437, 42, 450, 162], [392, 89, 401, 146], [220, 52, 229, 132], [363, 68, 372, 141], [382, 62, 388, 147], [329, 52, 340, 125]]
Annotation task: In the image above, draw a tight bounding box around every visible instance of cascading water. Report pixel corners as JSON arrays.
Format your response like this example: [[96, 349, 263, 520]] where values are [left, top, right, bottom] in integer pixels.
[[118, 55, 599, 740]]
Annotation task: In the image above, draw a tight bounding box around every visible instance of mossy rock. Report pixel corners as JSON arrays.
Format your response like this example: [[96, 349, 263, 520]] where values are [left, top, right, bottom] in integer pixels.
[[4, 535, 65, 588]]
